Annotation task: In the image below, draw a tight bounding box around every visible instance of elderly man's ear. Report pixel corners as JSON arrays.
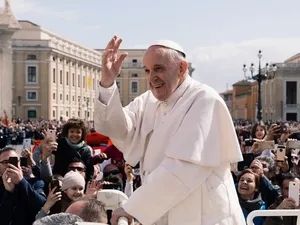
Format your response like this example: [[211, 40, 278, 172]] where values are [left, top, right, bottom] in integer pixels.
[[180, 60, 188, 76]]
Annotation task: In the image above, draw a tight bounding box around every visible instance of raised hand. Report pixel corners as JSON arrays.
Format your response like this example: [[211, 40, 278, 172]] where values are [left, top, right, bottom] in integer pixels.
[[101, 36, 128, 88], [124, 163, 135, 182], [43, 187, 62, 212], [2, 170, 15, 192]]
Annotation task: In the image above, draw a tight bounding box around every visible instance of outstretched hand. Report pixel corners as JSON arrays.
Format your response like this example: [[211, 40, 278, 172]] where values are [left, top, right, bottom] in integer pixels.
[[101, 36, 128, 88]]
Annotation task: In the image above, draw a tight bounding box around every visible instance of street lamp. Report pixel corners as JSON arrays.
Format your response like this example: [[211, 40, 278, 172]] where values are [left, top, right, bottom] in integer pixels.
[[242, 50, 277, 122]]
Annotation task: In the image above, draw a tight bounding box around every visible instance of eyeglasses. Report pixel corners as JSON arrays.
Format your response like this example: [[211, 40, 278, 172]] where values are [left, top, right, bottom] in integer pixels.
[[68, 166, 85, 172], [103, 169, 121, 177], [0, 160, 9, 165]]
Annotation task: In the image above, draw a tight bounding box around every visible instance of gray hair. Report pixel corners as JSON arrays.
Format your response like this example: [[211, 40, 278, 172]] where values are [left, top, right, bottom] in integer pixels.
[[145, 46, 188, 76], [77, 198, 107, 223], [33, 213, 84, 225]]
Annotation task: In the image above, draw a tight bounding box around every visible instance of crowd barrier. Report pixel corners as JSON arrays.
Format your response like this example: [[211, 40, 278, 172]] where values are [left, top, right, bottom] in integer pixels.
[[247, 209, 300, 225]]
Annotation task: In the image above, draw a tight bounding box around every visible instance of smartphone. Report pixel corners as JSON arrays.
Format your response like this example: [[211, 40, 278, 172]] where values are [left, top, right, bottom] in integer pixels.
[[20, 157, 28, 167], [50, 180, 62, 193], [245, 139, 255, 146], [8, 157, 18, 167], [276, 145, 286, 161], [287, 140, 300, 149], [289, 181, 300, 206], [23, 138, 31, 150], [257, 141, 275, 151], [47, 129, 56, 141]]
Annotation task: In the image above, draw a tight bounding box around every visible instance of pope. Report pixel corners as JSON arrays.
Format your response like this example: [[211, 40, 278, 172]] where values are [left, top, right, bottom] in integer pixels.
[[95, 36, 246, 225]]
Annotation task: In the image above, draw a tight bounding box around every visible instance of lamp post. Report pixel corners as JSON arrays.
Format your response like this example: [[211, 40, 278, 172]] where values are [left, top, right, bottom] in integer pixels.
[[242, 50, 277, 122]]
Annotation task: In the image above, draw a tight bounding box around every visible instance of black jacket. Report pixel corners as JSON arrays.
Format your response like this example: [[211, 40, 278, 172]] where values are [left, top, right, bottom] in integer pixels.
[[52, 138, 94, 181], [0, 177, 46, 225]]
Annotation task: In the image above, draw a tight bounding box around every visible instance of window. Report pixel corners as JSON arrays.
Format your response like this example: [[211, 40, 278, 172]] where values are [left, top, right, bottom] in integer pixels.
[[60, 70, 63, 84], [53, 68, 56, 83], [93, 78, 95, 90], [53, 93, 55, 100], [132, 59, 137, 63], [27, 55, 37, 60], [53, 57, 56, 61], [83, 76, 86, 88], [66, 95, 69, 101], [286, 81, 297, 104], [53, 110, 55, 118], [131, 73, 138, 77], [60, 94, 62, 101], [66, 111, 69, 117], [26, 91, 38, 101], [28, 110, 37, 118], [66, 72, 69, 85], [131, 81, 138, 93], [78, 75, 80, 87], [27, 66, 37, 83], [72, 95, 75, 101], [72, 73, 75, 86]]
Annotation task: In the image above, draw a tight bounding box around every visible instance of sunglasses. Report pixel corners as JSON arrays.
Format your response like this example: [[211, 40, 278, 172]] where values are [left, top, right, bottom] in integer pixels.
[[103, 169, 121, 177], [68, 166, 85, 172]]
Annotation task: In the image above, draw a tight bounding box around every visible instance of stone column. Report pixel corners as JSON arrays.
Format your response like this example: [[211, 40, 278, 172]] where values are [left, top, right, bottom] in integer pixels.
[[0, 32, 13, 119]]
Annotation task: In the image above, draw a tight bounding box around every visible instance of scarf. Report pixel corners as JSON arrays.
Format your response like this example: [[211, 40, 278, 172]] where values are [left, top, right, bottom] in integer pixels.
[[65, 137, 85, 150], [239, 192, 264, 213]]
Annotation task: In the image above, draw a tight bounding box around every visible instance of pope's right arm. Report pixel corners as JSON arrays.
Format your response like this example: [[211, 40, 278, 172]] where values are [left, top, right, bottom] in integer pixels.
[[94, 82, 138, 151]]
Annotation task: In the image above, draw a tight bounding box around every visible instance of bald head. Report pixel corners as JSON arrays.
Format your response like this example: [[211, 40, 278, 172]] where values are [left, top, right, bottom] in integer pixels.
[[66, 198, 107, 224], [65, 200, 87, 215]]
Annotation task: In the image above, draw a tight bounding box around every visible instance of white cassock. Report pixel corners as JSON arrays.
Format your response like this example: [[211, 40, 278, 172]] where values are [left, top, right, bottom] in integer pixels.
[[95, 75, 246, 225]]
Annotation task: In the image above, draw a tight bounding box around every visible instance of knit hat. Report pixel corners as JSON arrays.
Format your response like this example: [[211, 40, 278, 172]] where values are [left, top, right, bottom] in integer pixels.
[[61, 171, 85, 191]]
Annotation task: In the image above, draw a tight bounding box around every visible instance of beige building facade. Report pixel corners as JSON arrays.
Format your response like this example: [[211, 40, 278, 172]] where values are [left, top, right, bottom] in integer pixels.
[[261, 61, 300, 121], [12, 20, 102, 120]]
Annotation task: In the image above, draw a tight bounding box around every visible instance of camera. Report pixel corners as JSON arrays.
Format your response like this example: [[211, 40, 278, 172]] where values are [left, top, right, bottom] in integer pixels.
[[245, 139, 255, 146]]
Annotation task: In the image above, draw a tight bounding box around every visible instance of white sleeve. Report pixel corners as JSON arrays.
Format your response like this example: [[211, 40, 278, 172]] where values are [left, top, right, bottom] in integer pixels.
[[122, 157, 213, 225], [124, 180, 134, 198], [97, 82, 117, 105]]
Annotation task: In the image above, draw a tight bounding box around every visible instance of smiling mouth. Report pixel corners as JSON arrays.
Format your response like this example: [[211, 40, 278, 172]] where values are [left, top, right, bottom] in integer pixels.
[[153, 83, 164, 89]]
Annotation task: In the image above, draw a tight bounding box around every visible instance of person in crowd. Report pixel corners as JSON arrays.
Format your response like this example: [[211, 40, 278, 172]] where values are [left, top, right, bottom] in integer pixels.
[[237, 169, 266, 225], [0, 147, 46, 225], [33, 118, 94, 182], [66, 197, 108, 223], [95, 36, 245, 225], [33, 213, 84, 225], [263, 173, 300, 225], [249, 158, 280, 207], [36, 170, 86, 219]]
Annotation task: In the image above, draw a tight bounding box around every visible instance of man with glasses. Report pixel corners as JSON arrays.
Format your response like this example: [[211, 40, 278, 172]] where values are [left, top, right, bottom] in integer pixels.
[[68, 158, 86, 179], [0, 147, 46, 225]]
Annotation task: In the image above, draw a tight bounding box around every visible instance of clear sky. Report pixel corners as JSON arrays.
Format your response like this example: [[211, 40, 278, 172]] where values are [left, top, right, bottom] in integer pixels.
[[7, 0, 300, 92]]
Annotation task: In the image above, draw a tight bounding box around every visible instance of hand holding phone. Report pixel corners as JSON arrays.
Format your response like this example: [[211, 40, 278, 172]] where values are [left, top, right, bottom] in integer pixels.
[[276, 145, 286, 161], [8, 157, 18, 167], [20, 157, 28, 167], [289, 181, 300, 207], [47, 129, 56, 141]]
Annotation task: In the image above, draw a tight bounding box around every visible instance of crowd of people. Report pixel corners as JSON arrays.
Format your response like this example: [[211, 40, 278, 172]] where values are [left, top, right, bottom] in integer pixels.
[[0, 117, 141, 225], [2, 118, 300, 225]]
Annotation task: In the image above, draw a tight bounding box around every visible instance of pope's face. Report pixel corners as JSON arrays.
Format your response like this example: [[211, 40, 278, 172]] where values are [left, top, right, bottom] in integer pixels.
[[143, 46, 185, 101]]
